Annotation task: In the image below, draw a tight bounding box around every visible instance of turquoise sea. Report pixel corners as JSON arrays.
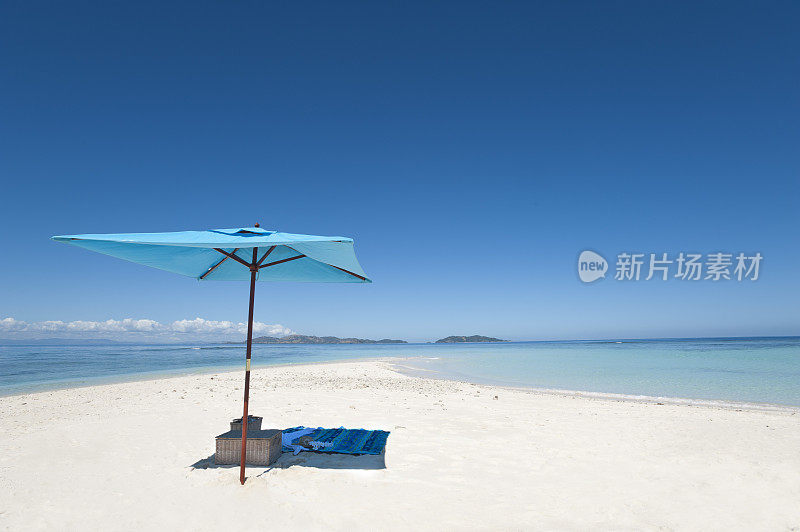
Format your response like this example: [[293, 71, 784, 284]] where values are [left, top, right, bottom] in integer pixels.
[[1, 337, 799, 406]]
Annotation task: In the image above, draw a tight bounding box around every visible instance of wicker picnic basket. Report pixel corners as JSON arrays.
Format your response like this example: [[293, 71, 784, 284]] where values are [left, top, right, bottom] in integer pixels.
[[229, 415, 262, 431], [215, 428, 282, 466]]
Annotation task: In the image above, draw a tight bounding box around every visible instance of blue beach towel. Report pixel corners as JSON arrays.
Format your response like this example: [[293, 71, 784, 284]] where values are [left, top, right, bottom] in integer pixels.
[[282, 426, 389, 455]]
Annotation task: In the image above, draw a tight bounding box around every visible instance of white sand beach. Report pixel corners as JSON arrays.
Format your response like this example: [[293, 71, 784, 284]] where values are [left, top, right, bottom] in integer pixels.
[[1, 360, 799, 531]]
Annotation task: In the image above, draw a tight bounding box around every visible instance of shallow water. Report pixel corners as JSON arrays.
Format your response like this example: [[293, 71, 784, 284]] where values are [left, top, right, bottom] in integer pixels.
[[394, 338, 800, 407], [1, 338, 799, 406]]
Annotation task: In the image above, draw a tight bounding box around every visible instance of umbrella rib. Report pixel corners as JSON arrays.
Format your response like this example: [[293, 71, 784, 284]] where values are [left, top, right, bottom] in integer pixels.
[[255, 246, 277, 267], [213, 248, 253, 268], [329, 264, 368, 281], [199, 248, 239, 279], [258, 254, 306, 269]]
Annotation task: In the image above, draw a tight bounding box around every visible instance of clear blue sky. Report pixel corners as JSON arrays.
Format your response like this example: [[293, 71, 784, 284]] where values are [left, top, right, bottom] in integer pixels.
[[1, 2, 798, 342]]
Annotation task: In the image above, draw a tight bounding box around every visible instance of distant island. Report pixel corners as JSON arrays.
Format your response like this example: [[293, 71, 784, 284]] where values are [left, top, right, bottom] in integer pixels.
[[227, 333, 506, 344], [435, 335, 507, 343], [242, 335, 407, 345]]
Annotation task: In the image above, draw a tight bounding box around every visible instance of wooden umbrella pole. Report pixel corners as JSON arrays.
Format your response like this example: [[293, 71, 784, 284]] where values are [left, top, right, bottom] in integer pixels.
[[239, 247, 258, 485]]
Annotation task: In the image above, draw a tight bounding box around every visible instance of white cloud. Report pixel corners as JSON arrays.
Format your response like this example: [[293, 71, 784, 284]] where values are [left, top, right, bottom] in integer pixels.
[[0, 316, 294, 341], [169, 317, 293, 337], [0, 317, 28, 332], [171, 318, 237, 333], [251, 322, 293, 336]]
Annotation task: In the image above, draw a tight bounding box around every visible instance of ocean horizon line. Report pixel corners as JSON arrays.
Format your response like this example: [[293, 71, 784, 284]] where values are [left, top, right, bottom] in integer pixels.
[[1, 334, 798, 346]]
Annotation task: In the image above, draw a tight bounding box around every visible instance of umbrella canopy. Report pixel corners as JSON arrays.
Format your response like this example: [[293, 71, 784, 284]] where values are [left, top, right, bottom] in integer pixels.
[[53, 225, 370, 484], [52, 226, 371, 283]]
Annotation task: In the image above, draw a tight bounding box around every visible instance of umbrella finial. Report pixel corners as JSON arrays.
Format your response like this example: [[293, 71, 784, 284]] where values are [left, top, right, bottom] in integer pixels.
[[254, 223, 260, 228]]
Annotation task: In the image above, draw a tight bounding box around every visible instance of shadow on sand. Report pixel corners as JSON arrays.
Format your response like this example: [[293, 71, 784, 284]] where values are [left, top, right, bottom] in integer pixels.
[[190, 451, 386, 472]]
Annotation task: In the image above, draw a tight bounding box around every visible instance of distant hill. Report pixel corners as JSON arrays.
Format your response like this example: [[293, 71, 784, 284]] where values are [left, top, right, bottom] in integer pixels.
[[435, 335, 506, 343], [246, 335, 407, 345]]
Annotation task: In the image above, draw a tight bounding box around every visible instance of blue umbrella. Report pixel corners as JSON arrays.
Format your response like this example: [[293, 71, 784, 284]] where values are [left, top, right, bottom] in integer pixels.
[[53, 224, 370, 483]]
